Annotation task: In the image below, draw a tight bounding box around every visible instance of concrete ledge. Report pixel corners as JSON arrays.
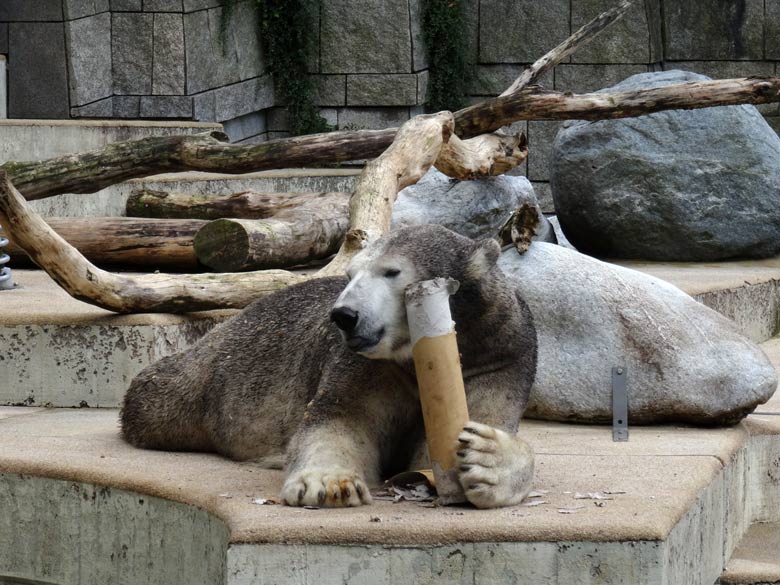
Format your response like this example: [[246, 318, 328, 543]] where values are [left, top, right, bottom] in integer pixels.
[[721, 522, 780, 585], [0, 119, 221, 164], [0, 271, 234, 407]]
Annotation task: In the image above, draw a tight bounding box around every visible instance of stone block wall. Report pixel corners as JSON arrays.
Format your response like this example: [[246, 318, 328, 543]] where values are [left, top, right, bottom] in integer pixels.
[[0, 0, 778, 196]]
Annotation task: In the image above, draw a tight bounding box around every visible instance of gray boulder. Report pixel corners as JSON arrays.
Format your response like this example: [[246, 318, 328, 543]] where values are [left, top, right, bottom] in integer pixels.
[[499, 242, 777, 425], [551, 70, 780, 261], [393, 168, 556, 243]]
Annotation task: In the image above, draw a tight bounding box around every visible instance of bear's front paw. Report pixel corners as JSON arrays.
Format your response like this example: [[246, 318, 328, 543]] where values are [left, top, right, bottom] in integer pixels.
[[281, 468, 372, 507], [456, 421, 534, 509]]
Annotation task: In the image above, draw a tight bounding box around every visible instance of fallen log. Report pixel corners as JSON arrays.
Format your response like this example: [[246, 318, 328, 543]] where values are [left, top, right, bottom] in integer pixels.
[[194, 194, 349, 271], [8, 76, 778, 202], [6, 217, 205, 270], [126, 188, 349, 220], [0, 171, 301, 312]]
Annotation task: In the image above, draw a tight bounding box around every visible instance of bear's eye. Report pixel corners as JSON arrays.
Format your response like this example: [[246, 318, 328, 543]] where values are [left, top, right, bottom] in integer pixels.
[[383, 268, 401, 278]]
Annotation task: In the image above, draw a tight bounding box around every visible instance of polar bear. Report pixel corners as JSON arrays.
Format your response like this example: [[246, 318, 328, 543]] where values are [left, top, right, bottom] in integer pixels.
[[121, 225, 538, 509]]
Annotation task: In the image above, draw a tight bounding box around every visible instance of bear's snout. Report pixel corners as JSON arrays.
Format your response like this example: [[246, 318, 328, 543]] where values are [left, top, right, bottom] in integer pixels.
[[330, 306, 359, 332]]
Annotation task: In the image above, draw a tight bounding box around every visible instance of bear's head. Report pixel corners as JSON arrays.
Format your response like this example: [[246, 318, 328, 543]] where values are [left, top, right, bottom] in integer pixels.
[[330, 225, 501, 362]]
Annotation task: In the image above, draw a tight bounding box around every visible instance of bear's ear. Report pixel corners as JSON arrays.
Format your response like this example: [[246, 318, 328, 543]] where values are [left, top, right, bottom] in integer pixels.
[[466, 238, 500, 280]]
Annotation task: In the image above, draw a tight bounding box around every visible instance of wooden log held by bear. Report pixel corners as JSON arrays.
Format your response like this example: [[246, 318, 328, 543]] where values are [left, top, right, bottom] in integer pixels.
[[405, 277, 470, 505]]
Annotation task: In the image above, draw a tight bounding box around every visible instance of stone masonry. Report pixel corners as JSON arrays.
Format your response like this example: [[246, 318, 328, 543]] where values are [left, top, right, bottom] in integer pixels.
[[0, 0, 778, 209]]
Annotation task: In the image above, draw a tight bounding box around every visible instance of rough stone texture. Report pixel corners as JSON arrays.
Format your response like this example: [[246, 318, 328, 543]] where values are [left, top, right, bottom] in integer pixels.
[[393, 168, 556, 243], [417, 70, 429, 105], [0, 0, 63, 21], [182, 0, 220, 11], [7, 23, 70, 119], [144, 0, 183, 11], [71, 97, 113, 118], [409, 0, 428, 72], [347, 74, 419, 106], [337, 107, 410, 130], [112, 96, 141, 118], [265, 107, 289, 132], [192, 75, 274, 122], [767, 0, 780, 60], [222, 111, 266, 142], [140, 96, 192, 118], [551, 70, 780, 261], [321, 0, 412, 74], [112, 12, 154, 95], [531, 181, 554, 213], [184, 3, 263, 94], [111, 0, 142, 9], [0, 58, 6, 120], [153, 13, 185, 95], [312, 75, 346, 106], [571, 0, 662, 63], [554, 63, 649, 93], [663, 0, 765, 60], [498, 242, 778, 424], [63, 0, 110, 19], [527, 121, 562, 182], [0, 24, 7, 54], [65, 13, 113, 107], [479, 0, 569, 63]]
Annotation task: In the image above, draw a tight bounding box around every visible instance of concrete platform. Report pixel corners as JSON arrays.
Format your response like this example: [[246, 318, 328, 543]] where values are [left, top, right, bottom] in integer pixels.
[[720, 522, 780, 584]]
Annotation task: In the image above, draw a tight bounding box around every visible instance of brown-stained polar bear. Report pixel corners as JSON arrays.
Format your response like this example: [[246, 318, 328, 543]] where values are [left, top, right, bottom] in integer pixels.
[[121, 225, 537, 509]]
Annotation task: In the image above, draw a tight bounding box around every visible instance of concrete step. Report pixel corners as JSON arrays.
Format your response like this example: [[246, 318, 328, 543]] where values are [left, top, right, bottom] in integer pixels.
[[0, 119, 221, 164], [2, 254, 780, 408], [0, 377, 777, 584], [28, 169, 363, 218], [719, 522, 780, 584]]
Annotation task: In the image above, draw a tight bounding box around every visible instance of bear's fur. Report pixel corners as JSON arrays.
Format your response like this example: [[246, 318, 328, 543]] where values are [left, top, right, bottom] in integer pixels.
[[121, 225, 537, 508]]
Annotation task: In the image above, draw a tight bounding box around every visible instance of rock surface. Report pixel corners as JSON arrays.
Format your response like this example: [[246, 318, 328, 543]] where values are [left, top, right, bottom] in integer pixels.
[[551, 70, 780, 261], [393, 168, 556, 243], [499, 242, 777, 425]]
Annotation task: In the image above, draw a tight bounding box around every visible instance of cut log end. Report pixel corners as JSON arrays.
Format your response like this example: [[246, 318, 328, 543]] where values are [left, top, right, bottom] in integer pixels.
[[194, 219, 253, 272]]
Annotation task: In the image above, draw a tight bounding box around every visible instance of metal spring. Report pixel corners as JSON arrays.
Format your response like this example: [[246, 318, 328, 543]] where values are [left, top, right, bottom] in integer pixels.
[[0, 226, 16, 290]]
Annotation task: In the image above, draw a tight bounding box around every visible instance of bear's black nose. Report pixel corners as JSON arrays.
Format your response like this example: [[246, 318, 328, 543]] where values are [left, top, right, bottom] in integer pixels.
[[330, 307, 359, 332]]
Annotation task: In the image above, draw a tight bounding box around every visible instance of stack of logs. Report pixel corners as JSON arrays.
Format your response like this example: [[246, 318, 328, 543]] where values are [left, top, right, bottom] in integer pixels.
[[6, 188, 354, 272], [2, 0, 780, 314]]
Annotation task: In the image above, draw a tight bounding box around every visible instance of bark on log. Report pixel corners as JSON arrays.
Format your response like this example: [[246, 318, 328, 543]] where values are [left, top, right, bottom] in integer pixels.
[[127, 188, 349, 220], [318, 112, 454, 276], [193, 194, 349, 271], [0, 171, 302, 313], [9, 76, 779, 201], [5, 217, 205, 270]]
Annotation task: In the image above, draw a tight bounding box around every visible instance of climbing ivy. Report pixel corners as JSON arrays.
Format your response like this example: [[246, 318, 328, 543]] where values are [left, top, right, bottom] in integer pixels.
[[222, 0, 331, 136], [421, 0, 471, 113]]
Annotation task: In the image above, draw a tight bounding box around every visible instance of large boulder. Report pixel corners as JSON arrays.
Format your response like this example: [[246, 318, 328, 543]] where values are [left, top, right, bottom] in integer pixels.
[[393, 168, 556, 243], [551, 70, 780, 261], [499, 243, 777, 425]]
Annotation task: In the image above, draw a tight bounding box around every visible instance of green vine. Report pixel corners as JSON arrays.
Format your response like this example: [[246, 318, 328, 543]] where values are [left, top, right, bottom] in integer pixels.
[[421, 0, 471, 112], [222, 0, 331, 136]]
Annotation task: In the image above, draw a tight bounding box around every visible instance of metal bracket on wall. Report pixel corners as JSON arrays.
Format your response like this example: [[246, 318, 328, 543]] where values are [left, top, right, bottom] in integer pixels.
[[612, 366, 628, 442]]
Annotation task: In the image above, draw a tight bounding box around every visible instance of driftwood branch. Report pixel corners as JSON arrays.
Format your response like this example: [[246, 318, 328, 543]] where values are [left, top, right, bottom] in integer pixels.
[[318, 112, 455, 276], [8, 77, 780, 201], [127, 188, 349, 220], [0, 171, 302, 312], [5, 217, 205, 270], [435, 131, 528, 180]]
